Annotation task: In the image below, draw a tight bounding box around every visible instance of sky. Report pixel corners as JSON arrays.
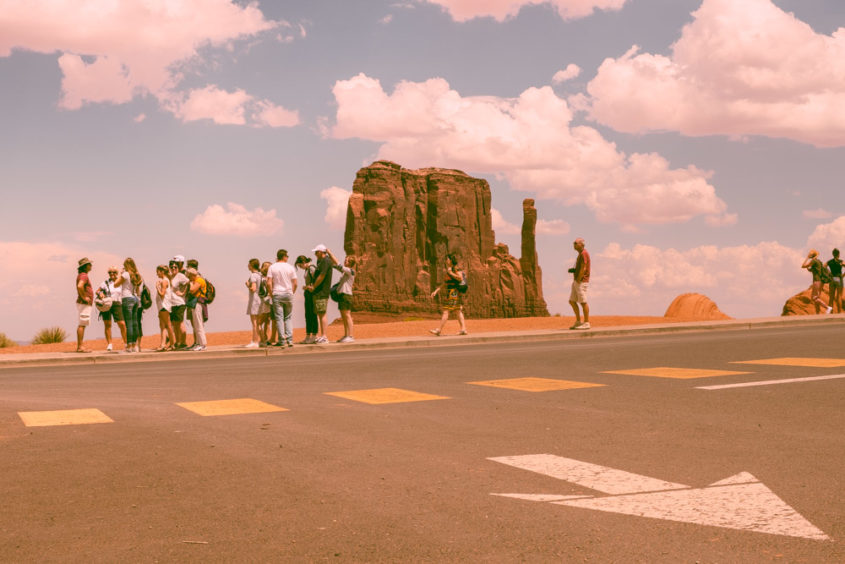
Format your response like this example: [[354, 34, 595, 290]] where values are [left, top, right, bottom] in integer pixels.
[[2, 0, 845, 342]]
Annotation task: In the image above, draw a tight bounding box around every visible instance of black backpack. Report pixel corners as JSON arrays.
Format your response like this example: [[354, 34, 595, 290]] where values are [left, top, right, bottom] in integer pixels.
[[140, 284, 153, 310], [203, 279, 216, 304], [457, 270, 468, 294]]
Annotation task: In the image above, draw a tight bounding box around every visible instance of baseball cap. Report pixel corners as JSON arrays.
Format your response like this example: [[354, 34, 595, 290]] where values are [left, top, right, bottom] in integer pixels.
[[312, 244, 327, 253], [171, 254, 185, 264]]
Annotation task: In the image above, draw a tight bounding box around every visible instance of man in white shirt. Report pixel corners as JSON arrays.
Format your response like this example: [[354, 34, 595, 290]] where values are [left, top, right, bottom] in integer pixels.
[[267, 249, 298, 347]]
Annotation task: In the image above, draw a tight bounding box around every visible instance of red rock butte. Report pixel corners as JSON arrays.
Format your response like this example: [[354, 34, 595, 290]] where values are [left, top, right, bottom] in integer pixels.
[[664, 293, 732, 320], [343, 161, 549, 318]]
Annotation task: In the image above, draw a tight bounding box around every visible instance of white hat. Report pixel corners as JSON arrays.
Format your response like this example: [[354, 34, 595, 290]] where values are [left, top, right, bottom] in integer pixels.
[[172, 254, 185, 263], [312, 244, 327, 253]]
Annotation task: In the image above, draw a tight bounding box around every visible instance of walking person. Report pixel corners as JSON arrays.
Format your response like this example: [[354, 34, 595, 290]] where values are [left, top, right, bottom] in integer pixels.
[[154, 265, 175, 351], [429, 253, 468, 336], [185, 267, 207, 351], [168, 256, 189, 349], [306, 245, 333, 344], [245, 258, 263, 348], [267, 249, 298, 347], [295, 255, 318, 344], [802, 250, 832, 314], [827, 249, 843, 314], [96, 266, 126, 352], [115, 257, 143, 352], [75, 257, 94, 353], [569, 238, 591, 330], [327, 249, 356, 343]]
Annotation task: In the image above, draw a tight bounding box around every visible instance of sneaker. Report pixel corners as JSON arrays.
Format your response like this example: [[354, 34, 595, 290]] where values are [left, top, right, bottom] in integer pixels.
[[272, 341, 285, 347], [245, 342, 259, 348], [429, 329, 441, 336], [574, 322, 591, 330], [287, 341, 294, 348], [338, 336, 355, 343], [194, 345, 206, 351], [314, 336, 328, 344], [826, 306, 833, 314], [569, 322, 582, 330], [458, 330, 467, 336], [106, 343, 113, 351]]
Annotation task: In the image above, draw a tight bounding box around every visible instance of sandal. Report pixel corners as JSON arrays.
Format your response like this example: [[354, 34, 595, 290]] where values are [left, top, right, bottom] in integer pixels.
[[429, 329, 441, 336]]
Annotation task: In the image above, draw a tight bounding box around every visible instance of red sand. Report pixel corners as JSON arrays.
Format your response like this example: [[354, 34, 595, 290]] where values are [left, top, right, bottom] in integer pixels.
[[0, 315, 706, 354]]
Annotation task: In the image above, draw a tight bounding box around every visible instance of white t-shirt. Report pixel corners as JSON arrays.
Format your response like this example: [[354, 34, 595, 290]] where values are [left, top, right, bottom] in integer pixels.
[[119, 272, 137, 299], [268, 261, 297, 295], [170, 272, 189, 306]]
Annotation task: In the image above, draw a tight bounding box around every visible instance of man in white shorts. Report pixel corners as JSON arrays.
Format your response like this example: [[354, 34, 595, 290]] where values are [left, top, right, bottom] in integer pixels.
[[569, 238, 591, 330], [75, 257, 94, 352]]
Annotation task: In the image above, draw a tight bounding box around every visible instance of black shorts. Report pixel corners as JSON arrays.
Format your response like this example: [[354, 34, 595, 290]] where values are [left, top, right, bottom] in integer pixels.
[[337, 293, 353, 311], [170, 305, 186, 322], [100, 303, 124, 322]]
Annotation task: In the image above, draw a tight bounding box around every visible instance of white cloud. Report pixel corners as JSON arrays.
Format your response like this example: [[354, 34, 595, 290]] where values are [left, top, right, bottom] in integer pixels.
[[583, 0, 845, 148], [380, 14, 394, 24], [252, 100, 300, 128], [552, 64, 581, 84], [190, 203, 284, 237], [418, 0, 627, 22], [491, 208, 520, 235], [592, 240, 806, 318], [0, 0, 300, 127], [807, 216, 845, 254], [537, 218, 570, 235], [803, 208, 833, 220], [320, 187, 352, 230], [167, 86, 299, 127], [331, 73, 731, 228]]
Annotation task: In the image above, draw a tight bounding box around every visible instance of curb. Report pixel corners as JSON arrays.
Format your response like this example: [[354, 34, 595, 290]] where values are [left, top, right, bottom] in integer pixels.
[[2, 314, 844, 369]]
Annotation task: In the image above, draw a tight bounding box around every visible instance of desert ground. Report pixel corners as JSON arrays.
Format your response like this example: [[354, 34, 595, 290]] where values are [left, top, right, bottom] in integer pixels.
[[1, 314, 714, 354]]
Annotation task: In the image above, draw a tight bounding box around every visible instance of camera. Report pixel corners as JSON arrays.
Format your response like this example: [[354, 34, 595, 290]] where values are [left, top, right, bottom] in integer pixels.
[[568, 268, 576, 274]]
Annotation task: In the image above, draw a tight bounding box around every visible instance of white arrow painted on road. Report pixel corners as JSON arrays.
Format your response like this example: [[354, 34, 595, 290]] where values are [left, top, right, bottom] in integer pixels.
[[489, 454, 830, 541]]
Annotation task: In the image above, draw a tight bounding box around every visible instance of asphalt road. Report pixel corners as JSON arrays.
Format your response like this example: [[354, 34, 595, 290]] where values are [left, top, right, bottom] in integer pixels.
[[1, 325, 843, 562]]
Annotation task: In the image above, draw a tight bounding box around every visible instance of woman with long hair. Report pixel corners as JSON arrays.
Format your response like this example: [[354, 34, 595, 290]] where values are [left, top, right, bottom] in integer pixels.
[[802, 250, 832, 315], [154, 265, 175, 351], [429, 253, 468, 336], [245, 258, 263, 348], [115, 257, 143, 352]]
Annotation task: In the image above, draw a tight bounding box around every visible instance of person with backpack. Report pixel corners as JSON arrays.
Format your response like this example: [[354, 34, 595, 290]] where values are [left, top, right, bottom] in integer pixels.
[[295, 255, 318, 344], [429, 253, 468, 336], [168, 256, 189, 350], [802, 249, 833, 314], [327, 249, 356, 343], [115, 257, 143, 352], [185, 267, 207, 351], [826, 248, 843, 314], [245, 258, 263, 348]]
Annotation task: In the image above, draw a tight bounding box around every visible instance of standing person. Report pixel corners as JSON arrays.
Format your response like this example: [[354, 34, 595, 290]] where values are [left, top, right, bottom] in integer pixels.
[[802, 250, 832, 314], [168, 256, 189, 349], [827, 249, 843, 314], [185, 267, 207, 351], [259, 261, 274, 346], [327, 249, 356, 343], [154, 265, 175, 351], [267, 249, 298, 347], [115, 257, 143, 352], [245, 258, 263, 348], [429, 253, 468, 336], [75, 257, 94, 353], [294, 255, 318, 344], [306, 244, 332, 344], [96, 266, 126, 352], [569, 238, 591, 330]]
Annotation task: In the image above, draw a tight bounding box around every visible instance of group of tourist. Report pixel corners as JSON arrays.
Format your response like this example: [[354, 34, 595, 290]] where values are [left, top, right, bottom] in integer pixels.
[[802, 248, 844, 314], [75, 255, 211, 353], [243, 244, 356, 348]]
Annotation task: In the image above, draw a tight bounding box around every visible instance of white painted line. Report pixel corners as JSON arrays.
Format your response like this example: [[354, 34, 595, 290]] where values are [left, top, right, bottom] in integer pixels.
[[697, 373, 845, 390], [488, 454, 688, 495]]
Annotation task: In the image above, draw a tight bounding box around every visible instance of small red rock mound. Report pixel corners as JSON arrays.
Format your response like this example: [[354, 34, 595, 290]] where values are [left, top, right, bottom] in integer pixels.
[[664, 293, 732, 320], [782, 286, 840, 315]]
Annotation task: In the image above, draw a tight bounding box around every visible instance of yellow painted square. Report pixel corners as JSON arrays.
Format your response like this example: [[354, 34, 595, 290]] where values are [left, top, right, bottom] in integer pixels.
[[732, 357, 845, 368], [18, 408, 114, 427], [325, 388, 449, 405], [468, 377, 605, 392], [176, 398, 287, 417], [602, 367, 751, 379]]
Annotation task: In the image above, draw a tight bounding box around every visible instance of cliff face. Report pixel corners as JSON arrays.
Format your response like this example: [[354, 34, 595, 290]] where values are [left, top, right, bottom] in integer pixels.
[[343, 161, 548, 318]]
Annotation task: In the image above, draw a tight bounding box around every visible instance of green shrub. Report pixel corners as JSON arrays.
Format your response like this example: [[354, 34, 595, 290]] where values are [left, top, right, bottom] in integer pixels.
[[32, 326, 67, 345], [0, 332, 15, 348]]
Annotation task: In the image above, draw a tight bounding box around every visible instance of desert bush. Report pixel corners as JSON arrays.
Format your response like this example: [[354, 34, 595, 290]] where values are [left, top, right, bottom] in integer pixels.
[[0, 332, 15, 348], [32, 326, 67, 345]]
